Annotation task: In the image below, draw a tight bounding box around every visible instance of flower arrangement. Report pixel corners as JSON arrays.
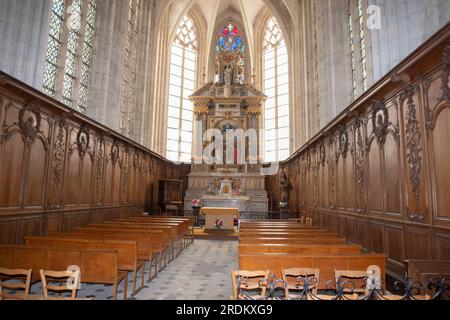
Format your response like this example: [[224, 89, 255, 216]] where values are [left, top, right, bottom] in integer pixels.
[[215, 219, 224, 230], [191, 199, 201, 207]]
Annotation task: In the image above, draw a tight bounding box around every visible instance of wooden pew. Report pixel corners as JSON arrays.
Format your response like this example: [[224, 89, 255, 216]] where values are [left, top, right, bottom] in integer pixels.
[[124, 216, 195, 247], [49, 230, 163, 281], [73, 227, 169, 275], [94, 223, 178, 260], [239, 229, 330, 234], [81, 225, 172, 251], [240, 225, 321, 230], [112, 219, 189, 254], [239, 253, 387, 289], [238, 244, 362, 255], [0, 245, 127, 300], [25, 236, 144, 296], [240, 232, 340, 239], [238, 237, 347, 245]]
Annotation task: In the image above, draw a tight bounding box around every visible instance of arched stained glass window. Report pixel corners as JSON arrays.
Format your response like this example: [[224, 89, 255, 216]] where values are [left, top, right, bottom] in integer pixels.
[[263, 17, 290, 162], [216, 23, 245, 53], [166, 16, 197, 163]]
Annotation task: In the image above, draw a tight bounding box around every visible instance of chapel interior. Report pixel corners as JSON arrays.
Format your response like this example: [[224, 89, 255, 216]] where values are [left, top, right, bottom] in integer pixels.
[[0, 0, 449, 301]]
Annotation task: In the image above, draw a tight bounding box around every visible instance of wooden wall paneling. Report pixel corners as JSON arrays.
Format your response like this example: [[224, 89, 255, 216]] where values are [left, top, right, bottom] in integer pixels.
[[399, 86, 429, 223], [23, 112, 50, 209], [384, 223, 405, 266], [355, 217, 369, 249], [79, 128, 94, 208], [429, 104, 450, 222], [434, 232, 450, 260], [427, 67, 450, 224], [369, 221, 385, 253], [77, 212, 90, 228], [19, 215, 44, 244], [62, 212, 78, 232], [93, 135, 106, 207], [367, 138, 383, 214], [103, 140, 113, 205], [404, 225, 433, 260], [384, 132, 402, 215], [337, 215, 346, 237], [65, 126, 81, 207], [344, 127, 355, 210], [44, 212, 62, 235], [0, 132, 24, 210], [0, 217, 19, 244], [353, 118, 366, 215], [336, 154, 344, 210], [345, 216, 356, 243], [265, 28, 450, 280], [47, 117, 69, 211]]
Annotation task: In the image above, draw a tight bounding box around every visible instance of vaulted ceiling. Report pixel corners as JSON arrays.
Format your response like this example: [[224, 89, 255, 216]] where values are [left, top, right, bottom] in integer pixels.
[[155, 0, 295, 56]]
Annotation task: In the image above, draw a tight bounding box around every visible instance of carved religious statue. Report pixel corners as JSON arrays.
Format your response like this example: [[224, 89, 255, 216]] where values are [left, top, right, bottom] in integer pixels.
[[280, 170, 291, 208], [224, 65, 233, 86]]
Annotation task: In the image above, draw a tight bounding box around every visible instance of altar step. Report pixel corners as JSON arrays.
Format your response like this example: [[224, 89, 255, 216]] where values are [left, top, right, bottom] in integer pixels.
[[193, 227, 239, 240]]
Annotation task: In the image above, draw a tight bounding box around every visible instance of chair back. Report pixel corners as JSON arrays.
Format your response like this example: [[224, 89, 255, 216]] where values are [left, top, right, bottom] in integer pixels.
[[335, 265, 382, 296], [0, 267, 32, 300], [231, 269, 270, 300], [282, 267, 320, 297], [39, 269, 80, 300]]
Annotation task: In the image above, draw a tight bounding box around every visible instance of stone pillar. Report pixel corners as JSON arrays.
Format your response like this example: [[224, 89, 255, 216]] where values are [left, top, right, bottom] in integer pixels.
[[0, 0, 51, 90], [86, 0, 128, 132]]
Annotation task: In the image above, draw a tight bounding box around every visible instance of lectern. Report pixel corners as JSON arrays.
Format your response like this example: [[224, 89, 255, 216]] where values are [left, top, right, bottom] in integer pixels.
[[158, 179, 183, 215]]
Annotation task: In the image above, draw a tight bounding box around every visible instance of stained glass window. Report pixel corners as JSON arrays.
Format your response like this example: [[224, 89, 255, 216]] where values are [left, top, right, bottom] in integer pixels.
[[166, 16, 197, 162], [348, 1, 357, 101], [43, 0, 97, 114], [43, 0, 66, 97], [120, 0, 140, 135], [263, 17, 290, 162], [216, 23, 245, 53]]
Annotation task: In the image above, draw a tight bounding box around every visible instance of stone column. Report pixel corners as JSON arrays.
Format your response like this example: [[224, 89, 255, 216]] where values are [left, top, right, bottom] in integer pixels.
[[86, 0, 128, 132], [0, 0, 51, 90]]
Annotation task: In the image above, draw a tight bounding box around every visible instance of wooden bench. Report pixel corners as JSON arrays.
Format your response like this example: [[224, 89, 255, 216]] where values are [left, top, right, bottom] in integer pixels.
[[238, 237, 347, 245], [239, 253, 387, 290], [111, 220, 188, 255], [0, 245, 127, 300], [240, 232, 340, 239], [238, 244, 362, 255], [25, 236, 145, 296], [49, 230, 163, 281], [91, 223, 176, 256], [122, 218, 194, 249], [71, 228, 169, 277], [81, 224, 173, 254]]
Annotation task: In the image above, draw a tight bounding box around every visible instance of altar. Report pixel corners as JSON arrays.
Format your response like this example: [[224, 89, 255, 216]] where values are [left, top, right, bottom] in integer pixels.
[[201, 207, 239, 232], [201, 195, 250, 212], [183, 26, 269, 214]]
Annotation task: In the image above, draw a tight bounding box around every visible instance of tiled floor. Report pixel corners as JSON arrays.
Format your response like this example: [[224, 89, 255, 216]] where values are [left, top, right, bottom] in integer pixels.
[[30, 239, 238, 300]]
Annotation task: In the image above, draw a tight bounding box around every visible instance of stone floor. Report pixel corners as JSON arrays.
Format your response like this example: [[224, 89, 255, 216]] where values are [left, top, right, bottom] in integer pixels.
[[29, 239, 238, 300]]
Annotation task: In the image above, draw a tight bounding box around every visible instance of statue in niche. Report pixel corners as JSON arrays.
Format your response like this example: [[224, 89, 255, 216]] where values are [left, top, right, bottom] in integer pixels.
[[214, 59, 221, 84], [224, 65, 233, 86], [280, 170, 292, 208]]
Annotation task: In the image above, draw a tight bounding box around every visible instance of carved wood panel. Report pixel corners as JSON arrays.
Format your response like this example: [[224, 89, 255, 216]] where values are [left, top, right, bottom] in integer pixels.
[[267, 29, 450, 279], [0, 70, 181, 245]]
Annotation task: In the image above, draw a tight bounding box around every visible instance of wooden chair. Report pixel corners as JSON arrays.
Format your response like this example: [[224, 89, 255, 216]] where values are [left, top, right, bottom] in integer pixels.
[[231, 270, 270, 300], [282, 268, 320, 299], [39, 269, 82, 300], [334, 265, 382, 298], [0, 267, 35, 300]]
